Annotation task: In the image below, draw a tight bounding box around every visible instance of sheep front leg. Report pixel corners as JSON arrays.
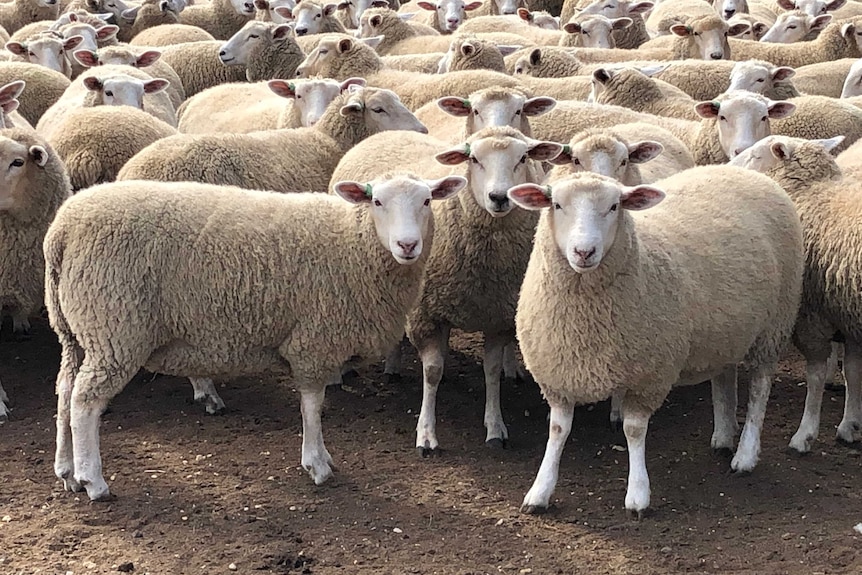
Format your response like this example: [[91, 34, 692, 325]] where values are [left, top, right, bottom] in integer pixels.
[[711, 366, 739, 453], [609, 389, 624, 431], [383, 338, 403, 380], [299, 383, 334, 485], [502, 342, 528, 381], [622, 404, 651, 518], [415, 326, 450, 456], [55, 372, 80, 492], [483, 333, 509, 447], [189, 377, 226, 414], [521, 402, 574, 514], [789, 357, 830, 453], [0, 380, 9, 421], [731, 364, 774, 473], [837, 338, 862, 445]]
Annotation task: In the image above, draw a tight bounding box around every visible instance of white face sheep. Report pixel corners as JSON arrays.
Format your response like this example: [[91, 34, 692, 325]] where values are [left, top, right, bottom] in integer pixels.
[[217, 20, 292, 64], [417, 0, 483, 33], [669, 17, 749, 60], [269, 77, 365, 126], [729, 133, 844, 171], [59, 23, 120, 54], [760, 11, 832, 43], [549, 131, 664, 186], [517, 7, 559, 30], [713, 0, 748, 20], [338, 0, 387, 29], [728, 60, 796, 94], [83, 75, 170, 109], [776, 0, 846, 16], [563, 15, 632, 49], [694, 91, 796, 158], [256, 0, 297, 22], [285, 0, 339, 35], [842, 58, 862, 97], [437, 91, 556, 135], [6, 35, 85, 78]]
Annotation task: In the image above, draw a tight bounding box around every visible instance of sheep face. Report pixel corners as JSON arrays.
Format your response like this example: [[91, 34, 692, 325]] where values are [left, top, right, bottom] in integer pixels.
[[492, 0, 524, 16], [60, 23, 120, 54], [0, 138, 50, 212], [436, 132, 562, 217], [713, 0, 748, 20], [340, 86, 428, 133], [290, 1, 338, 35], [83, 75, 169, 109], [508, 176, 664, 272], [760, 11, 831, 43], [695, 91, 796, 158], [730, 134, 844, 171], [417, 0, 483, 33], [333, 174, 465, 264], [5, 35, 84, 78], [550, 132, 663, 187], [517, 8, 559, 30], [219, 20, 291, 65], [269, 77, 364, 126], [669, 17, 748, 60], [89, 0, 134, 20], [776, 0, 846, 17], [563, 15, 631, 49], [228, 0, 257, 16], [437, 91, 556, 134], [728, 61, 795, 94]]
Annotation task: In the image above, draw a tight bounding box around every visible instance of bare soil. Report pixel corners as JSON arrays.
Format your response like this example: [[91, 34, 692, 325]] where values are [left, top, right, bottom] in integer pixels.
[[1, 316, 861, 575]]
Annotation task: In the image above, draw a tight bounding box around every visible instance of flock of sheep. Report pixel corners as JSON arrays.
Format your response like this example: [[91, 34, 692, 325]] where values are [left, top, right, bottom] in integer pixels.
[[0, 0, 860, 521]]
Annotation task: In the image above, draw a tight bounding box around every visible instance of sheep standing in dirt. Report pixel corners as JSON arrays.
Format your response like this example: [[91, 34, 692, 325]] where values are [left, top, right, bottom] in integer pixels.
[[0, 128, 71, 418], [46, 172, 465, 500], [509, 165, 804, 516]]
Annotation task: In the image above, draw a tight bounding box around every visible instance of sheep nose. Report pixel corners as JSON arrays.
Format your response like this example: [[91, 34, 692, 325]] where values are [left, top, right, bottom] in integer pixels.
[[219, 49, 226, 56], [710, 52, 723, 60], [732, 147, 745, 157], [447, 17, 459, 24], [489, 193, 509, 210], [724, 8, 735, 17], [502, 9, 515, 14], [574, 247, 596, 260], [244, 1, 253, 9], [295, 27, 308, 35], [397, 240, 418, 255]]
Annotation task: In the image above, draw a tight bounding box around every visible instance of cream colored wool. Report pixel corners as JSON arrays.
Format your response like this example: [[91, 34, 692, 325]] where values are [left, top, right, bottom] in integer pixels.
[[179, 0, 254, 39], [0, 0, 59, 35], [772, 95, 862, 152], [792, 58, 857, 98], [728, 20, 862, 65], [129, 23, 216, 46], [359, 7, 439, 56], [157, 41, 247, 98], [592, 67, 701, 122], [562, 0, 651, 49], [0, 61, 69, 125], [119, 0, 181, 43]]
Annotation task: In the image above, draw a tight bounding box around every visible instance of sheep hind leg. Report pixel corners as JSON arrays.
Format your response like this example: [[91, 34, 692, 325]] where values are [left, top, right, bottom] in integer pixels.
[[836, 338, 862, 445], [299, 382, 334, 485], [0, 379, 9, 421], [54, 341, 83, 492], [383, 337, 403, 382], [521, 402, 574, 514], [710, 366, 739, 454], [609, 389, 625, 431], [414, 326, 450, 457], [622, 403, 652, 518], [483, 333, 508, 448], [502, 342, 528, 381], [788, 356, 830, 453], [731, 363, 775, 473], [189, 377, 226, 414]]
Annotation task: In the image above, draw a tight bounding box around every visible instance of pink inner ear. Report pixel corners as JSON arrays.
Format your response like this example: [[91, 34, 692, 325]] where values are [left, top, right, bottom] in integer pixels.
[[510, 186, 551, 208]]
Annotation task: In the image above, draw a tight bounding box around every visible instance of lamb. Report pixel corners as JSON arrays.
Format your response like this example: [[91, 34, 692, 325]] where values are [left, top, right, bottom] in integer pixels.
[[0, 128, 71, 417], [730, 135, 862, 452], [329, 125, 562, 451], [562, 0, 652, 49], [129, 23, 216, 46], [728, 20, 862, 66], [279, 0, 346, 36], [178, 0, 255, 40], [792, 58, 857, 97], [157, 41, 247, 98], [295, 34, 522, 109], [0, 61, 70, 125], [46, 104, 176, 190], [0, 0, 60, 35], [760, 9, 832, 42], [6, 33, 85, 78], [590, 66, 703, 122], [177, 77, 363, 133], [217, 20, 305, 81], [412, 0, 483, 34], [46, 170, 466, 500], [508, 166, 804, 516], [117, 86, 426, 193], [358, 7, 438, 56]]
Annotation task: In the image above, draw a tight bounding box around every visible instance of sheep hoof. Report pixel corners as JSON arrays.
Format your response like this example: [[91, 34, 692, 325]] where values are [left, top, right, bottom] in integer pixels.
[[416, 445, 439, 458], [520, 503, 548, 515], [627, 508, 647, 521], [711, 446, 734, 457], [485, 437, 507, 449], [731, 467, 752, 477], [383, 373, 401, 385]]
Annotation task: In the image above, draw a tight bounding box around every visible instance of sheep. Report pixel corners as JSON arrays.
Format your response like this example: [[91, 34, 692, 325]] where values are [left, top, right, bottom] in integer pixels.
[[435, 35, 517, 73], [769, 95, 862, 152], [590, 66, 703, 122], [358, 7, 438, 56], [46, 104, 176, 190], [730, 135, 862, 452], [295, 34, 522, 109], [74, 46, 185, 109], [255, 0, 296, 22], [725, 59, 799, 100], [516, 7, 559, 30], [0, 128, 70, 398], [46, 170, 466, 501], [842, 58, 862, 97], [549, 122, 695, 185], [506, 46, 585, 77], [129, 23, 216, 46], [157, 41, 247, 98], [278, 0, 346, 37], [118, 86, 426, 192], [728, 20, 862, 65], [119, 0, 182, 43], [333, 0, 385, 29], [412, 0, 482, 34], [569, 0, 652, 49], [6, 33, 85, 78], [217, 20, 305, 82], [329, 125, 562, 451], [760, 9, 832, 41], [645, 0, 720, 36], [382, 51, 446, 72], [728, 13, 770, 40], [176, 0, 254, 40], [560, 14, 633, 49], [0, 0, 60, 36], [0, 61, 70, 125], [791, 57, 856, 97], [715, 0, 752, 19], [177, 76, 363, 133], [509, 165, 803, 517], [468, 0, 527, 17]]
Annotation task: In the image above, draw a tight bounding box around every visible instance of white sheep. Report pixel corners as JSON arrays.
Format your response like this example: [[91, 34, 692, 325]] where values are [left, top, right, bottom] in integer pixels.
[[357, 7, 439, 56], [6, 33, 85, 78], [329, 125, 562, 451], [0, 0, 60, 35], [46, 171, 466, 500], [729, 20, 862, 65], [178, 0, 255, 40], [842, 58, 862, 97], [412, 0, 482, 34], [129, 23, 216, 46], [334, 0, 386, 29], [120, 0, 183, 43], [255, 0, 297, 22], [790, 57, 857, 97], [117, 85, 427, 193], [217, 20, 306, 82], [759, 9, 831, 42], [561, 14, 633, 49], [726, 59, 798, 100], [278, 0, 346, 36], [508, 165, 803, 516], [156, 40, 247, 98], [517, 7, 560, 30], [731, 135, 862, 452], [0, 128, 71, 417]]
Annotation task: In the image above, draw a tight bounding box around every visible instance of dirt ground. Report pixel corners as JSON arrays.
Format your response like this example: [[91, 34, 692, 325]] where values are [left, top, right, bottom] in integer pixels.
[[1, 317, 861, 575]]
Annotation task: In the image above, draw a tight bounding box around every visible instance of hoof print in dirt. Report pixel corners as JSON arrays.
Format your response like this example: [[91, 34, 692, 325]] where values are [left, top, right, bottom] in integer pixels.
[[485, 437, 507, 449]]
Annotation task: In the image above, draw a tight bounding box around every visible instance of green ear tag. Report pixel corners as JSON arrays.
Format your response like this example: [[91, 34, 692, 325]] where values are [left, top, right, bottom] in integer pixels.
[[364, 183, 373, 197], [462, 99, 471, 108], [562, 144, 571, 155], [712, 100, 720, 110], [544, 185, 553, 198], [288, 82, 295, 92], [464, 143, 471, 156]]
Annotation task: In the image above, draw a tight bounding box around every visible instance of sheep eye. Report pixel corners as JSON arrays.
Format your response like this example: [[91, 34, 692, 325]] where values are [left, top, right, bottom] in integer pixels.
[[373, 199, 382, 206], [519, 155, 527, 164], [719, 115, 726, 121], [609, 203, 618, 212], [371, 107, 385, 113], [620, 159, 627, 166], [756, 78, 765, 82], [319, 49, 328, 54], [315, 13, 321, 17], [10, 158, 24, 167], [787, 25, 796, 29], [515, 109, 521, 115], [553, 202, 561, 210], [249, 34, 259, 38], [28, 51, 34, 56], [573, 158, 581, 165], [105, 90, 113, 96], [761, 115, 767, 121], [470, 156, 479, 164], [423, 198, 430, 206]]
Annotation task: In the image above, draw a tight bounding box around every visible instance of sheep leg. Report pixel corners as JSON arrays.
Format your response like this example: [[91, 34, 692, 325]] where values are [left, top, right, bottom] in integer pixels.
[[483, 333, 508, 447], [0, 379, 9, 421], [54, 344, 82, 492], [383, 338, 403, 379], [609, 389, 625, 431], [789, 357, 830, 453], [731, 364, 774, 473], [521, 402, 574, 514], [502, 342, 528, 381], [825, 341, 845, 390], [189, 377, 226, 414], [622, 404, 651, 518], [11, 308, 30, 335], [299, 383, 334, 485], [836, 338, 862, 445], [71, 391, 112, 501], [415, 326, 450, 456], [710, 366, 739, 453]]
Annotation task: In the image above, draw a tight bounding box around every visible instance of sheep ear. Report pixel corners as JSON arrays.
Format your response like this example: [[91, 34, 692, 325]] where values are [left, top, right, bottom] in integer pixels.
[[770, 140, 791, 160], [144, 79, 169, 94], [826, 0, 846, 9], [83, 76, 103, 91], [29, 145, 48, 167], [727, 22, 751, 37], [360, 35, 383, 49], [333, 181, 373, 204], [464, 1, 483, 10], [547, 145, 571, 165], [767, 100, 795, 119], [337, 37, 354, 52], [496, 44, 521, 57], [64, 35, 85, 52], [669, 24, 692, 37], [627, 140, 664, 163], [339, 77, 366, 92], [771, 66, 795, 82], [254, 0, 269, 10], [592, 68, 613, 84], [517, 7, 531, 21], [135, 50, 162, 67], [527, 140, 564, 162], [369, 14, 382, 26], [0, 80, 25, 103], [437, 96, 471, 116], [460, 41, 476, 56], [427, 175, 466, 200], [268, 79, 296, 98], [274, 5, 293, 18], [96, 25, 120, 40], [121, 5, 141, 21], [0, 97, 19, 114], [611, 17, 632, 30], [810, 14, 832, 32], [563, 21, 582, 34], [5, 42, 26, 57], [694, 100, 720, 119], [841, 22, 855, 37], [507, 183, 552, 210], [776, 0, 796, 9], [435, 145, 470, 165], [816, 135, 845, 154], [339, 101, 364, 116], [523, 96, 556, 116], [752, 22, 768, 37], [620, 185, 665, 210], [74, 50, 100, 67], [417, 1, 436, 10], [323, 3, 338, 16], [273, 24, 293, 39], [529, 47, 541, 66], [627, 1, 653, 15]]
